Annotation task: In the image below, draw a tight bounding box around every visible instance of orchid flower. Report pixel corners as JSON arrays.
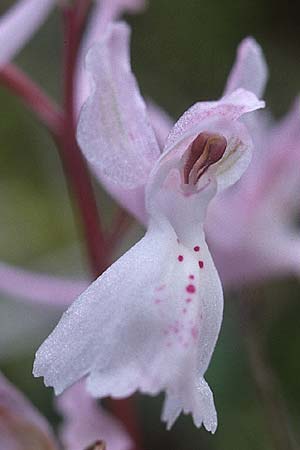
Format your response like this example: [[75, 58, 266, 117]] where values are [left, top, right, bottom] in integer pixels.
[[77, 31, 300, 288], [0, 371, 131, 450], [205, 38, 300, 286], [33, 22, 264, 432]]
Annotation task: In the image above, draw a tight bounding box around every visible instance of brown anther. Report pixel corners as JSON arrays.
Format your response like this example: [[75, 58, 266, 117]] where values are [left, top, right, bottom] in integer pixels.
[[183, 132, 227, 185], [84, 440, 106, 450]]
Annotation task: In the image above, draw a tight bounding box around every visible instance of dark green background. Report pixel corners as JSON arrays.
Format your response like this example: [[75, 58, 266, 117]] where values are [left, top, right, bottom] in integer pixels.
[[0, 1, 300, 449]]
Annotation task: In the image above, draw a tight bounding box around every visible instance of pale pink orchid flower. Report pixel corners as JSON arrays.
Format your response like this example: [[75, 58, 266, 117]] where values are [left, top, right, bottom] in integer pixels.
[[79, 32, 300, 288], [0, 371, 132, 450], [33, 22, 264, 432]]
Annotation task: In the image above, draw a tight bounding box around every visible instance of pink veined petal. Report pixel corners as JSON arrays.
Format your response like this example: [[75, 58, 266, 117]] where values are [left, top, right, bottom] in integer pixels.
[[0, 262, 88, 309], [147, 101, 174, 150], [77, 22, 159, 223], [0, 371, 58, 450], [77, 22, 160, 190], [56, 382, 132, 450], [165, 88, 264, 150], [224, 37, 268, 99], [0, 0, 55, 66], [75, 0, 147, 111]]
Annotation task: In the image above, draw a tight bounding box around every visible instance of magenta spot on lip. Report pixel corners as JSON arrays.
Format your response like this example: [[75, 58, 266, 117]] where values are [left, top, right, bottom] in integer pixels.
[[186, 284, 196, 294], [178, 255, 184, 262], [189, 274, 194, 280], [194, 246, 200, 252], [191, 326, 199, 340], [198, 260, 204, 269], [154, 299, 161, 304], [185, 298, 192, 303]]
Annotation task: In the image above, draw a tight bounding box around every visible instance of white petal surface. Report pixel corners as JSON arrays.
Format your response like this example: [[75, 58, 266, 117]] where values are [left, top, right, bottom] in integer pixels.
[[34, 157, 223, 431], [77, 22, 160, 189], [224, 37, 268, 98], [0, 0, 55, 66]]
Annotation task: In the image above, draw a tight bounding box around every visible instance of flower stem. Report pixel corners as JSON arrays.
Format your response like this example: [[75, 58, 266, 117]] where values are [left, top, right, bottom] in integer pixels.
[[240, 290, 299, 450], [62, 5, 108, 276], [62, 4, 143, 448], [0, 64, 63, 139], [0, 61, 107, 275]]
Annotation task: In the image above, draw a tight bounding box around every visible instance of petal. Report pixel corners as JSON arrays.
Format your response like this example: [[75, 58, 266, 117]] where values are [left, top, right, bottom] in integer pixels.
[[34, 169, 223, 431], [162, 89, 264, 192], [224, 37, 268, 98], [207, 97, 300, 287], [75, 0, 147, 111], [146, 101, 173, 150], [0, 262, 88, 308], [77, 22, 160, 190], [0, 0, 55, 66], [56, 382, 132, 450], [0, 371, 58, 450], [165, 89, 264, 150]]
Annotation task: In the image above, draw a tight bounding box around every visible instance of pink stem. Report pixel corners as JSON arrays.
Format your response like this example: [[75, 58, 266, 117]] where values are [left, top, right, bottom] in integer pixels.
[[0, 63, 63, 138], [63, 5, 143, 448]]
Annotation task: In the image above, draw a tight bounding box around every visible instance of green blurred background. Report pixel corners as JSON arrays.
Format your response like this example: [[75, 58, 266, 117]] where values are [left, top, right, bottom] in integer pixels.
[[0, 1, 300, 449]]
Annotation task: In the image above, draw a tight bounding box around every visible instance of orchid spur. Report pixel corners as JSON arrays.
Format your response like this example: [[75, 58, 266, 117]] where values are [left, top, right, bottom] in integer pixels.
[[33, 22, 264, 432]]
